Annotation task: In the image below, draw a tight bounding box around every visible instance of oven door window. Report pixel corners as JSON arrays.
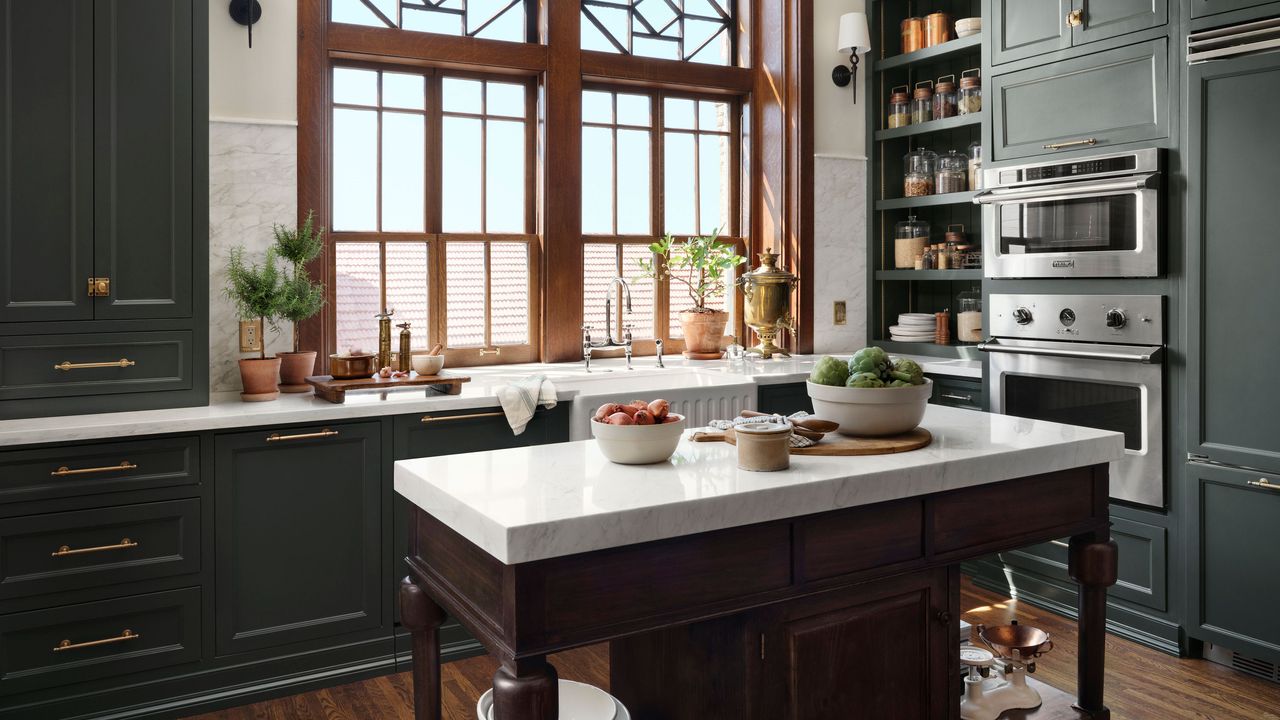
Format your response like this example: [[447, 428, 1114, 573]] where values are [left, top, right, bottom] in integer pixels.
[[1004, 375, 1141, 450], [998, 193, 1138, 255]]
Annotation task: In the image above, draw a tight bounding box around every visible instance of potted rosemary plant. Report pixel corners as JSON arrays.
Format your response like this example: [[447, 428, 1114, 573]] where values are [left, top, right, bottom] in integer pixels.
[[224, 245, 285, 401], [637, 230, 746, 358], [273, 211, 326, 392]]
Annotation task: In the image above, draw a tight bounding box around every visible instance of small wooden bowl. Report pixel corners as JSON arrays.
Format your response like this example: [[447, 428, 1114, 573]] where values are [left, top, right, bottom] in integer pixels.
[[329, 353, 377, 379]]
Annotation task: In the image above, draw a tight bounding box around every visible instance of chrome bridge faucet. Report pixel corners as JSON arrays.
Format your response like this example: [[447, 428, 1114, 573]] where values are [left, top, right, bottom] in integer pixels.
[[583, 277, 635, 372]]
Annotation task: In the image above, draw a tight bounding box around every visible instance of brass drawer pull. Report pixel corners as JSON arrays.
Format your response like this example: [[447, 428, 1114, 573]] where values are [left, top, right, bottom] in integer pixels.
[[1043, 138, 1097, 150], [53, 358, 136, 371], [53, 628, 139, 652], [421, 411, 505, 424], [51, 538, 138, 557], [478, 347, 501, 356], [266, 429, 339, 442], [50, 461, 137, 477], [1066, 9, 1084, 27], [1248, 478, 1280, 492]]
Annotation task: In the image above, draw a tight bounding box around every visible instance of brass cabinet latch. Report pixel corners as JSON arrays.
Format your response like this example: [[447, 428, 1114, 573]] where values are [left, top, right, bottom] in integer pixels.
[[87, 278, 110, 297]]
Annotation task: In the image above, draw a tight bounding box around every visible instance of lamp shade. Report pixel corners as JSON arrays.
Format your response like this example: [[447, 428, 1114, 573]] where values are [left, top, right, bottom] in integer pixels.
[[836, 12, 871, 55]]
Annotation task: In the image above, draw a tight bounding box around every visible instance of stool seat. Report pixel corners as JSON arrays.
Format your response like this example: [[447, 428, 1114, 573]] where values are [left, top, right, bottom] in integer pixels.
[[477, 679, 629, 720]]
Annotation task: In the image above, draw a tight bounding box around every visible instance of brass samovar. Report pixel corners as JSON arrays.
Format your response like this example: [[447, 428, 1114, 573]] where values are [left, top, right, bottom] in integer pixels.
[[737, 249, 796, 359]]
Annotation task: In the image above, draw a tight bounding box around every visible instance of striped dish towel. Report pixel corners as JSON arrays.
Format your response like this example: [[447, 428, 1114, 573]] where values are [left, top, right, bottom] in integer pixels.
[[496, 375, 558, 435]]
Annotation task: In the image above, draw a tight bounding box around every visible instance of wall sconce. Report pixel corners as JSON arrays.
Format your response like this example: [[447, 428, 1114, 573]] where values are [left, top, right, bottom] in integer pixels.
[[229, 0, 263, 48], [832, 12, 871, 102]]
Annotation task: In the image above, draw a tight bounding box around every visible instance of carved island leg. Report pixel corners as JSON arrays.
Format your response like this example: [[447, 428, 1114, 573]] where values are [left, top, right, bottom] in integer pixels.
[[1068, 531, 1118, 719], [493, 657, 559, 720], [400, 576, 447, 720]]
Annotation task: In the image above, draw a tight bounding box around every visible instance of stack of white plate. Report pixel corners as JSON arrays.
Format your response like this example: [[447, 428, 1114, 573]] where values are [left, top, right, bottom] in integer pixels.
[[889, 313, 936, 343]]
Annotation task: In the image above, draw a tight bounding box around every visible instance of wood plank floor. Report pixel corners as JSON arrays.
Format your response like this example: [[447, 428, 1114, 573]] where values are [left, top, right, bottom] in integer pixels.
[[185, 578, 1280, 720]]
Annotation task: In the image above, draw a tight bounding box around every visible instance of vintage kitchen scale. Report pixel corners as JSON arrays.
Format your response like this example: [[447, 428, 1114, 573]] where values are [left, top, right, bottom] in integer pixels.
[[960, 621, 1055, 720]]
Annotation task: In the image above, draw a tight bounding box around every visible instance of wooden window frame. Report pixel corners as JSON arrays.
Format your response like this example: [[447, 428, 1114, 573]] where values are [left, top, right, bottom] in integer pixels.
[[298, 0, 812, 367]]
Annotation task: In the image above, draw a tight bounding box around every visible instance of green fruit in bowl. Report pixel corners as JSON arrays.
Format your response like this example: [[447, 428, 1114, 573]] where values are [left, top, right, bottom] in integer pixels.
[[846, 372, 886, 389], [849, 346, 891, 379], [890, 357, 926, 385], [809, 356, 850, 387]]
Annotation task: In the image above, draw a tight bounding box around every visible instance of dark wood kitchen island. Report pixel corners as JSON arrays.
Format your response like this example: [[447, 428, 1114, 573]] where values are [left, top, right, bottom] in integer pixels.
[[394, 405, 1124, 719]]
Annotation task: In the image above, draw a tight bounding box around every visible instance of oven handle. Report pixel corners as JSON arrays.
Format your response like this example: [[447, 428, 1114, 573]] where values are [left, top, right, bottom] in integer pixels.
[[971, 173, 1159, 205], [978, 339, 1164, 364]]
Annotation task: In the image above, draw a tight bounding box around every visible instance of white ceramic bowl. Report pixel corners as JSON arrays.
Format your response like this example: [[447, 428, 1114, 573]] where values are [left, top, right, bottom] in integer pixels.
[[591, 414, 686, 464], [477, 679, 629, 720], [411, 354, 445, 376], [955, 17, 982, 37], [806, 378, 933, 437]]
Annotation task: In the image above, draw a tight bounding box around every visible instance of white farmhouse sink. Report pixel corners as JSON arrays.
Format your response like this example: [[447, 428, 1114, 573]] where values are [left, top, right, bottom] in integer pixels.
[[566, 370, 756, 441]]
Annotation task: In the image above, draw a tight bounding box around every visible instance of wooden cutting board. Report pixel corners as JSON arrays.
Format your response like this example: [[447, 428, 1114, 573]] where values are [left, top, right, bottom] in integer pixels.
[[305, 373, 470, 404], [691, 427, 932, 456]]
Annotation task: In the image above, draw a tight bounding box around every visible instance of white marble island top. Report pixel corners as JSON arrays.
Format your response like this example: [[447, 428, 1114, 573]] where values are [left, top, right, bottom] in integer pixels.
[[394, 405, 1123, 564]]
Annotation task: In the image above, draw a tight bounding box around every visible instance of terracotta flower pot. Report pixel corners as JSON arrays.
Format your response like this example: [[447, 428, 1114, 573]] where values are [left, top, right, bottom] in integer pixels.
[[238, 357, 281, 402], [278, 351, 317, 393], [678, 309, 729, 359]]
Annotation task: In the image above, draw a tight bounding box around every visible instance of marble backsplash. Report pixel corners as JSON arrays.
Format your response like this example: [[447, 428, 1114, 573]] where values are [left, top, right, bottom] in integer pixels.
[[811, 155, 867, 354], [209, 121, 299, 392]]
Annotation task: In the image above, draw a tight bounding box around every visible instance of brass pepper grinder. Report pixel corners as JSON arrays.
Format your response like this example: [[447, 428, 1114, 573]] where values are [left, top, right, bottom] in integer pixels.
[[397, 322, 412, 373], [375, 309, 394, 370]]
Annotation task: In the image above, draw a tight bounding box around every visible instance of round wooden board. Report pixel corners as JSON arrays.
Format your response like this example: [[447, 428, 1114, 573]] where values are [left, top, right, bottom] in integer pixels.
[[697, 427, 932, 456]]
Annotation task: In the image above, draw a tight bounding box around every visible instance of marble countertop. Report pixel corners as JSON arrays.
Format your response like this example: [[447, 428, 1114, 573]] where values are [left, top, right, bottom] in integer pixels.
[[394, 405, 1122, 564], [0, 352, 982, 447]]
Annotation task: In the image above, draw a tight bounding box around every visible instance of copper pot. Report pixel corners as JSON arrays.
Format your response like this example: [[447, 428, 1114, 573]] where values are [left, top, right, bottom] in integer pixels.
[[329, 353, 377, 379], [977, 622, 1054, 659]]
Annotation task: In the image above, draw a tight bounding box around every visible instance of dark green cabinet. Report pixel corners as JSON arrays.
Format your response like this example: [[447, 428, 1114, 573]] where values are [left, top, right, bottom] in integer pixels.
[[990, 0, 1167, 65], [928, 375, 985, 411], [756, 383, 813, 416], [1190, 0, 1278, 18], [215, 422, 384, 656], [990, 38, 1169, 160]]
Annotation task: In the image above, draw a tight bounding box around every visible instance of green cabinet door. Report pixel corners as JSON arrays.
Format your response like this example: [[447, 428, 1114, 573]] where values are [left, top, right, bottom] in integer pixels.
[[991, 0, 1072, 65], [1191, 0, 1277, 18], [93, 0, 194, 320], [1075, 0, 1167, 46], [1187, 463, 1280, 665], [0, 1, 94, 322], [1187, 51, 1280, 472], [215, 421, 385, 656]]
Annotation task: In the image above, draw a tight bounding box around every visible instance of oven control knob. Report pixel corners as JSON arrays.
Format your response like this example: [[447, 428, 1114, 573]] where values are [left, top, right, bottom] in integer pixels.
[[1105, 308, 1127, 329], [1013, 307, 1033, 325]]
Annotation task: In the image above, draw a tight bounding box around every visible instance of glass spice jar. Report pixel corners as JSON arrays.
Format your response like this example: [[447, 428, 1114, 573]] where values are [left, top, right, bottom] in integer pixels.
[[933, 75, 957, 119], [894, 216, 930, 269], [967, 141, 983, 191], [958, 69, 982, 115], [903, 147, 937, 197], [936, 149, 968, 194], [901, 17, 924, 54], [887, 85, 911, 129], [910, 81, 934, 125]]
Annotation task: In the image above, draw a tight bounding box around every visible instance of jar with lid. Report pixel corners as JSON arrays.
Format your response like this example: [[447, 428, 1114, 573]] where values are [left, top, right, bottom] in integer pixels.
[[936, 149, 968, 194], [933, 75, 957, 119], [967, 142, 983, 191], [958, 69, 982, 115], [903, 147, 937, 197], [894, 216, 930, 269], [901, 17, 924, 54], [936, 243, 951, 269], [957, 290, 982, 343], [921, 245, 935, 270], [887, 86, 911, 129], [910, 81, 934, 125], [945, 225, 966, 269], [924, 12, 951, 47]]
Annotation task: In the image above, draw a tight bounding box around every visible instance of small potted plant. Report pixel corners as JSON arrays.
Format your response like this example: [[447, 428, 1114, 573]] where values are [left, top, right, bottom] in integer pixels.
[[273, 211, 326, 392], [224, 245, 285, 401], [638, 230, 746, 358]]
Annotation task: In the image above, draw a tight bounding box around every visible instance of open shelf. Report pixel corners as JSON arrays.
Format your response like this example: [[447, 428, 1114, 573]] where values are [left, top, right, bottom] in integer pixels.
[[876, 269, 983, 281], [874, 34, 982, 72], [874, 112, 984, 142], [871, 339, 980, 358], [875, 190, 979, 211]]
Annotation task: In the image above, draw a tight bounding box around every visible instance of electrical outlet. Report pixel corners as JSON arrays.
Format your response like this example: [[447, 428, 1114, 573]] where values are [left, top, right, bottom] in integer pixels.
[[833, 301, 847, 326], [239, 319, 263, 353]]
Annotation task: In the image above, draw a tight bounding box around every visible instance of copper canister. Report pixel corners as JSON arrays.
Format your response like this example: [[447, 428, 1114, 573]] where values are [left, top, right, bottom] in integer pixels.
[[925, 12, 951, 47], [901, 17, 924, 54]]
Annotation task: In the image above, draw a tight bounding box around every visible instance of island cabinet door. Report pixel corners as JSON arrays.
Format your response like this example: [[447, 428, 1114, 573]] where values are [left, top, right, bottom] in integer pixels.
[[755, 568, 954, 720], [214, 421, 383, 656]]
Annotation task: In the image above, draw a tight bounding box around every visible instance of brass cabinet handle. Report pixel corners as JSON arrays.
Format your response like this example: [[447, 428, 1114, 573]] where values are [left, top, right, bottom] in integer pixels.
[[266, 429, 339, 443], [53, 629, 139, 652], [1066, 9, 1083, 27], [1248, 479, 1280, 492], [478, 347, 501, 356], [50, 461, 137, 477], [421, 411, 505, 424], [51, 538, 138, 557], [54, 358, 135, 371], [1043, 138, 1097, 150]]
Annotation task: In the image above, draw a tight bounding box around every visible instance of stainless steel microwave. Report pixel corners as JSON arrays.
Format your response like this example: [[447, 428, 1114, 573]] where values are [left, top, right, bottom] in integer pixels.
[[974, 148, 1162, 278]]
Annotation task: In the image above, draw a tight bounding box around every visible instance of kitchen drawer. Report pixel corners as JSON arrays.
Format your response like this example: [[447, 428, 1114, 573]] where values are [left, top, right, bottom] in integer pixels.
[[0, 586, 200, 696], [0, 330, 192, 401], [929, 375, 984, 411], [0, 436, 199, 505], [0, 499, 200, 600], [991, 39, 1169, 161], [933, 471, 1098, 556], [795, 499, 924, 582]]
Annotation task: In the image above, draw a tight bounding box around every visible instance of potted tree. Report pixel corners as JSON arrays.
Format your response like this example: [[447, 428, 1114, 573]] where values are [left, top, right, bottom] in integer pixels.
[[273, 211, 326, 392], [638, 230, 746, 359], [224, 245, 285, 401]]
